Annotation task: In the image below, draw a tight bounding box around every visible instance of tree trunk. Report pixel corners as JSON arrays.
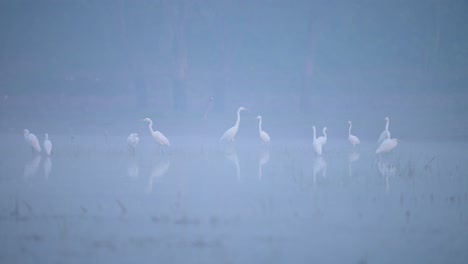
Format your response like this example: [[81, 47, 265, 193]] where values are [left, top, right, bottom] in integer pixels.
[[173, 0, 188, 112], [116, 0, 148, 110], [301, 21, 315, 113]]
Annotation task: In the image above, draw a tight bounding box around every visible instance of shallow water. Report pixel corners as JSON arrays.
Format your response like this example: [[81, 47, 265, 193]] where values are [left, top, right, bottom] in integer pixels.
[[1, 134, 467, 264]]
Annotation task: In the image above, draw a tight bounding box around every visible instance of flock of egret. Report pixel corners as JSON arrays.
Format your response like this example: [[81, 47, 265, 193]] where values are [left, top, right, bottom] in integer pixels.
[[23, 106, 399, 156]]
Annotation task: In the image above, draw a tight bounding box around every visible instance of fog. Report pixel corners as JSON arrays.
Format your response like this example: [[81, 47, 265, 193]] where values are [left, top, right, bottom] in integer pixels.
[[1, 1, 468, 263]]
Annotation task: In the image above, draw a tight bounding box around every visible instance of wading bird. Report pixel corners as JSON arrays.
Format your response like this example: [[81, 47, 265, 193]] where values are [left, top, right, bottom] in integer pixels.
[[316, 127, 327, 145], [142, 118, 170, 152], [256, 115, 270, 145], [43, 133, 52, 156], [312, 126, 322, 156], [376, 138, 399, 154], [24, 129, 41, 153], [378, 117, 391, 145], [348, 121, 360, 150], [220, 107, 247, 142], [127, 133, 139, 154]]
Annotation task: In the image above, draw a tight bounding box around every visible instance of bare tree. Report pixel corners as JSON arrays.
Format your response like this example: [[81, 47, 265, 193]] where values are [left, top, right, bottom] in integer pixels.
[[172, 0, 189, 112], [301, 11, 315, 113]]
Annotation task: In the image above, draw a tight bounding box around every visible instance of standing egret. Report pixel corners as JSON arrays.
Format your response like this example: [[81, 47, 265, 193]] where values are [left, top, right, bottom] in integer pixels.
[[142, 118, 170, 152], [316, 127, 327, 145], [127, 133, 139, 154], [220, 107, 248, 142], [348, 121, 360, 149], [43, 133, 52, 156], [312, 126, 322, 156], [256, 115, 271, 145], [378, 117, 391, 145], [24, 129, 41, 153], [376, 138, 399, 154]]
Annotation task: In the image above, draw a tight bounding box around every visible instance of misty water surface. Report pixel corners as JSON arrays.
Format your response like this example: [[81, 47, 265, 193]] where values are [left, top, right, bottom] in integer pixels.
[[0, 130, 467, 264]]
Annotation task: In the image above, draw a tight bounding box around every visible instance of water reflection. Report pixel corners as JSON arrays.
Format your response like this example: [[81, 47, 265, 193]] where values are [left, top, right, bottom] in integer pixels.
[[312, 156, 327, 184], [127, 158, 139, 179], [203, 96, 214, 120], [43, 156, 52, 179], [348, 151, 360, 177], [24, 154, 41, 179], [224, 145, 240, 180], [258, 149, 270, 180], [146, 158, 170, 194], [377, 159, 397, 193]]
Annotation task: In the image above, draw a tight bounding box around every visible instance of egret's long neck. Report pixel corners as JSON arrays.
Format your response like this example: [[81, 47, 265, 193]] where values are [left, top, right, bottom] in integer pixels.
[[323, 129, 327, 139], [313, 127, 316, 140], [258, 118, 262, 133], [385, 119, 389, 131], [349, 123, 352, 136], [147, 121, 155, 134], [234, 109, 241, 129]]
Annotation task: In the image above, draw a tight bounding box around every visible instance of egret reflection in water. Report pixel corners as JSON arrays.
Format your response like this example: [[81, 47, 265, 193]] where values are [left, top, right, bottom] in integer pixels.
[[146, 158, 171, 194], [377, 158, 397, 193], [258, 149, 270, 180], [224, 145, 240, 180], [348, 151, 360, 177], [312, 156, 327, 184], [24, 154, 41, 179], [43, 156, 52, 179], [126, 158, 139, 179]]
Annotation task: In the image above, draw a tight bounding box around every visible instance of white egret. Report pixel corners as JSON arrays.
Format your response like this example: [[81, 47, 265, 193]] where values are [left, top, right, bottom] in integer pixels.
[[348, 121, 360, 149], [312, 126, 322, 156], [316, 127, 327, 145], [256, 115, 271, 145], [24, 129, 41, 153], [376, 138, 399, 154], [142, 118, 170, 151], [127, 133, 139, 154], [43, 133, 52, 156], [378, 117, 391, 145], [220, 106, 248, 142]]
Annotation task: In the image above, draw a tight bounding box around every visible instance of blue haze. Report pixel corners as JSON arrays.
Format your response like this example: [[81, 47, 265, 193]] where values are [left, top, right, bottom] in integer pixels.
[[0, 1, 468, 264]]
